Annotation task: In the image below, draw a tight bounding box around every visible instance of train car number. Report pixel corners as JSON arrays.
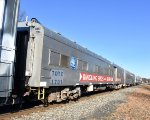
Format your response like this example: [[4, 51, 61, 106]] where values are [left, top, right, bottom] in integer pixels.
[[50, 69, 64, 85], [51, 79, 63, 85]]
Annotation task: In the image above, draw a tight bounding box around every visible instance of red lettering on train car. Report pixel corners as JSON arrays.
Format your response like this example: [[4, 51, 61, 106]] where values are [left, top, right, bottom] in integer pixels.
[[80, 72, 113, 82]]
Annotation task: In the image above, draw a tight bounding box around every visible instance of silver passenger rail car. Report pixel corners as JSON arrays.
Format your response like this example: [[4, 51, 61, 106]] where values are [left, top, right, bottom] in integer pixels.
[[124, 70, 135, 86], [135, 76, 142, 85], [112, 64, 125, 89], [14, 18, 118, 104]]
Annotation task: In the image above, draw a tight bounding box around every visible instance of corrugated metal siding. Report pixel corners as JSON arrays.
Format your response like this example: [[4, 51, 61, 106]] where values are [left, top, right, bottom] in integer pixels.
[[0, 0, 19, 97], [0, 76, 11, 97]]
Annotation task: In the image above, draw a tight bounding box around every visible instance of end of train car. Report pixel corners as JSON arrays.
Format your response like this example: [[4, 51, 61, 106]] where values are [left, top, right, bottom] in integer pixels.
[[124, 70, 135, 86]]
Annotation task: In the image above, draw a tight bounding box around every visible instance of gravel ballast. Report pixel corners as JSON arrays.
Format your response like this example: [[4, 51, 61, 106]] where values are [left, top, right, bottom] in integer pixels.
[[108, 84, 150, 120], [11, 86, 137, 120]]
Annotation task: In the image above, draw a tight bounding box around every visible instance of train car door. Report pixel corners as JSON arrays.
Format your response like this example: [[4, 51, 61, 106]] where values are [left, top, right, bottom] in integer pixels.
[[113, 66, 117, 83], [13, 29, 30, 96]]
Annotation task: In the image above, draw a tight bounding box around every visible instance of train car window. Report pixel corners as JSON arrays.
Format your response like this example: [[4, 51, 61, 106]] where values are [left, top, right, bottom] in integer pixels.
[[117, 72, 121, 78], [104, 67, 109, 75], [60, 54, 69, 67], [48, 50, 60, 66], [98, 66, 101, 73], [77, 59, 82, 70], [108, 68, 111, 76], [95, 65, 101, 73], [111, 70, 114, 76], [77, 59, 88, 71], [95, 65, 98, 73], [97, 66, 102, 75], [82, 61, 88, 71]]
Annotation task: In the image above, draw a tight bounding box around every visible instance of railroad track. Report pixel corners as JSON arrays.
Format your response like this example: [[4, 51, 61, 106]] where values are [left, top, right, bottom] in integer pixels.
[[0, 87, 127, 120]]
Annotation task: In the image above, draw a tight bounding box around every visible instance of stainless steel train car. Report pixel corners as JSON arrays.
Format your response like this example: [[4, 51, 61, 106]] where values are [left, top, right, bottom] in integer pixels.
[[112, 64, 125, 89], [124, 70, 135, 86], [13, 19, 136, 105], [135, 76, 142, 85], [0, 16, 138, 106], [15, 19, 116, 104], [0, 0, 19, 105]]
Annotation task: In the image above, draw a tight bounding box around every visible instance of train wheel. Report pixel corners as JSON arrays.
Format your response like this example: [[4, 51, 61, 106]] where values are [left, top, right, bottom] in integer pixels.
[[43, 96, 48, 107]]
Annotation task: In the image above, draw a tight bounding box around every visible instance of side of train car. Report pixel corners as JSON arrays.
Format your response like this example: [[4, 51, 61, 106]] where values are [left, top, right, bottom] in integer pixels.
[[14, 19, 138, 104], [0, 18, 140, 106], [0, 0, 20, 106]]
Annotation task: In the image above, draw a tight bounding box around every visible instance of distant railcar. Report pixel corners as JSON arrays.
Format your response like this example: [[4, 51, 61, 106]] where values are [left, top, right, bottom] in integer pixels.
[[112, 64, 125, 89], [124, 70, 135, 86], [135, 76, 142, 85]]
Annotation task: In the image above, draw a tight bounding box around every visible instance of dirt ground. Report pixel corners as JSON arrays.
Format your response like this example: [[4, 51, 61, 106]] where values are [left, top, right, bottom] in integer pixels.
[[109, 84, 150, 120], [0, 84, 150, 120]]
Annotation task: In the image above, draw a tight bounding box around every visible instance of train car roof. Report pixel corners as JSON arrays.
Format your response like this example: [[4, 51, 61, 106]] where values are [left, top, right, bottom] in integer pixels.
[[18, 18, 112, 65], [43, 24, 112, 65]]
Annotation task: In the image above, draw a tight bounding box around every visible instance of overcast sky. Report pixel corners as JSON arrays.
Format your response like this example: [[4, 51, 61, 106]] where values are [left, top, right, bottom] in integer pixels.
[[20, 0, 150, 78]]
